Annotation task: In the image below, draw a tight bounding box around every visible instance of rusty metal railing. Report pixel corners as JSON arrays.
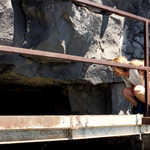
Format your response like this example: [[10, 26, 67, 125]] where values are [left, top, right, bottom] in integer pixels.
[[72, 0, 150, 120], [0, 45, 149, 71], [0, 0, 150, 122]]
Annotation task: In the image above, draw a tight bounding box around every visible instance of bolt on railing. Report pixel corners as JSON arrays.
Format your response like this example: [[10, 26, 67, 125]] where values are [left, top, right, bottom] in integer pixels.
[[0, 0, 150, 118]]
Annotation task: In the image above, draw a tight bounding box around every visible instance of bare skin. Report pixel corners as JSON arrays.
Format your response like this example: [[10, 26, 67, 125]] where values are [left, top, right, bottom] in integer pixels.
[[113, 67, 145, 107], [122, 87, 138, 107]]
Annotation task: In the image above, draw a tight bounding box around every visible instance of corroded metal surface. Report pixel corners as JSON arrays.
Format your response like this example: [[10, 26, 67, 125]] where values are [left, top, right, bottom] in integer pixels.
[[0, 45, 149, 71], [0, 116, 70, 130], [73, 0, 150, 23], [144, 21, 150, 115], [0, 115, 149, 144], [142, 117, 150, 125]]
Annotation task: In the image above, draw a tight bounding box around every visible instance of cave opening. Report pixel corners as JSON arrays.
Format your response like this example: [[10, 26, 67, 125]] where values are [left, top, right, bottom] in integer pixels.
[[0, 84, 71, 115]]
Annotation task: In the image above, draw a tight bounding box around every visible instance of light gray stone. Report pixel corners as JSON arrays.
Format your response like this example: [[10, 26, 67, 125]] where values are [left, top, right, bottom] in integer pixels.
[[0, 0, 13, 45]]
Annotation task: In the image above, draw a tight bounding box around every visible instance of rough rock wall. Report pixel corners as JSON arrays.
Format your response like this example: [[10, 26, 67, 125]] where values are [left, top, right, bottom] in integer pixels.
[[122, 0, 150, 60], [0, 0, 13, 45], [0, 0, 149, 114], [2, 0, 125, 84]]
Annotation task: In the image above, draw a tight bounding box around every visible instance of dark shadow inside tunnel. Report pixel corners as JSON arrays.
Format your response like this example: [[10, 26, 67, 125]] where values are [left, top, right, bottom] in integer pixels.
[[0, 84, 71, 115]]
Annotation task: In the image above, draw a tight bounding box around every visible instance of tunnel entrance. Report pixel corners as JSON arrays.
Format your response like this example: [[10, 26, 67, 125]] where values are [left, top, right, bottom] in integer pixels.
[[0, 84, 71, 115]]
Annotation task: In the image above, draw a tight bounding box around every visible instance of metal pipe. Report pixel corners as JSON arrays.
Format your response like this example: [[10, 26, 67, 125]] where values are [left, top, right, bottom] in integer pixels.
[[0, 45, 150, 71], [144, 21, 150, 116], [72, 0, 150, 23]]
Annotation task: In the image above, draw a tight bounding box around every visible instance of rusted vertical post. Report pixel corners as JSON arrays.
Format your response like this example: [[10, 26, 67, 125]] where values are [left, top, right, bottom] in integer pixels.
[[144, 20, 150, 116]]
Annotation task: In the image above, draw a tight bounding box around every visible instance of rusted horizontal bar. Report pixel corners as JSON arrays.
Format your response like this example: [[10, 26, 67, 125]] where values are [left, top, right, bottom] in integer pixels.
[[0, 116, 70, 130], [142, 117, 150, 124], [0, 115, 145, 144], [0, 45, 150, 71], [0, 115, 141, 130], [73, 0, 150, 23]]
